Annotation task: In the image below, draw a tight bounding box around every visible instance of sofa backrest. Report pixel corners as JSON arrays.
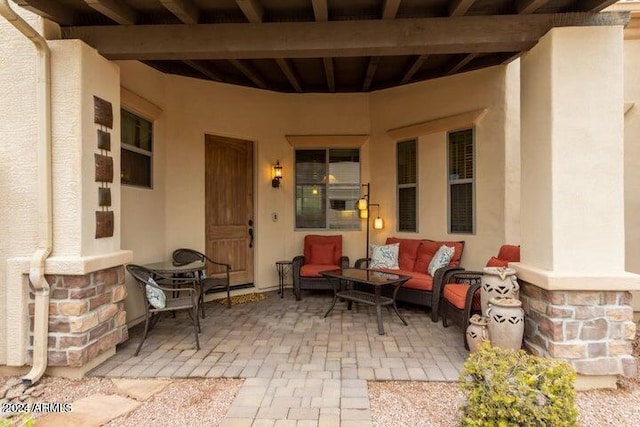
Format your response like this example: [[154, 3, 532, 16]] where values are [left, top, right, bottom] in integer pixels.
[[385, 237, 464, 273], [304, 235, 343, 265]]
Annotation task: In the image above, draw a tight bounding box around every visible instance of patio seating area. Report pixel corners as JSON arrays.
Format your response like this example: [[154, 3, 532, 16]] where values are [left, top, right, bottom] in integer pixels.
[[88, 289, 468, 424]]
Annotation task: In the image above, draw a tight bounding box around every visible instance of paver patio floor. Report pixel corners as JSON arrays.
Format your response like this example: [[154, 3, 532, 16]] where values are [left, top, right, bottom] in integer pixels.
[[89, 289, 469, 425]]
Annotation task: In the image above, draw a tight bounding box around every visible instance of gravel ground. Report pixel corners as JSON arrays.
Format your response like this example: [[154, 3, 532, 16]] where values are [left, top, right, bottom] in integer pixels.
[[2, 325, 639, 426]]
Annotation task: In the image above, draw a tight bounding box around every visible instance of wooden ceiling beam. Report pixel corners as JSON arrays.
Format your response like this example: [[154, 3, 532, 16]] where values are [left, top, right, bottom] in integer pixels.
[[382, 0, 401, 19], [447, 53, 478, 75], [61, 12, 631, 60], [516, 0, 550, 14], [229, 59, 267, 89], [235, 0, 264, 23], [362, 56, 380, 92], [580, 0, 619, 13], [323, 58, 335, 93], [160, 0, 200, 24], [449, 0, 477, 17], [184, 60, 222, 81], [84, 0, 137, 25], [400, 55, 428, 85], [13, 0, 77, 25], [275, 58, 302, 92], [312, 0, 328, 22]]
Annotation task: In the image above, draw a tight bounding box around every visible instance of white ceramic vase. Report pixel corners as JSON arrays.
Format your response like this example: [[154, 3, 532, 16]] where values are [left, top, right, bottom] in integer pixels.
[[486, 297, 525, 351], [465, 314, 489, 352], [480, 267, 519, 316]]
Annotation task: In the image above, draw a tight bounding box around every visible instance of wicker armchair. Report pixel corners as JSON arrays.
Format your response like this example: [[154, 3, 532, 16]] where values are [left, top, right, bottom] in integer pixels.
[[292, 235, 349, 301]]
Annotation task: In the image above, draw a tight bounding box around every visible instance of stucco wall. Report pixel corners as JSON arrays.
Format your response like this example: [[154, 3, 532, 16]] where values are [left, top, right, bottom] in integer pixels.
[[624, 38, 640, 311], [369, 65, 517, 269]]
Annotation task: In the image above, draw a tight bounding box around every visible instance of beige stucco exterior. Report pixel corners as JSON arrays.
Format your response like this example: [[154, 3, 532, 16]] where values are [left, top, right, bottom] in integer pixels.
[[1, 6, 639, 380]]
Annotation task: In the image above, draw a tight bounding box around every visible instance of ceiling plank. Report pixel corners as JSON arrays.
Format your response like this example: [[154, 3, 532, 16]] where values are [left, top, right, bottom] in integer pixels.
[[160, 0, 200, 24], [229, 59, 267, 89], [581, 0, 620, 13], [312, 0, 328, 22], [13, 0, 77, 25], [275, 58, 302, 92], [447, 53, 478, 75], [61, 12, 631, 60], [449, 0, 477, 17], [516, 0, 550, 14], [235, 0, 264, 23], [362, 57, 380, 92], [400, 55, 428, 85], [323, 58, 335, 93], [84, 0, 137, 25], [382, 0, 401, 19], [184, 60, 222, 81]]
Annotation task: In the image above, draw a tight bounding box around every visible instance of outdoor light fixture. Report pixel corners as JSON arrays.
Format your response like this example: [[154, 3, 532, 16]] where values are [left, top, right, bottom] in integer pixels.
[[357, 183, 384, 259], [272, 161, 283, 188]]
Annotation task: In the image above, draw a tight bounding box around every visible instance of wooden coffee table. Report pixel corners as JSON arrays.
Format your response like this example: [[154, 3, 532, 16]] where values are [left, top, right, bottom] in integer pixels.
[[321, 268, 410, 335]]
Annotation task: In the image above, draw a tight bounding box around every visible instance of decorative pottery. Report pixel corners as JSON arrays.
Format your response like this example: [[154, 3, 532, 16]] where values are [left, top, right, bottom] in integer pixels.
[[486, 297, 525, 351], [480, 267, 519, 316], [466, 314, 489, 352]]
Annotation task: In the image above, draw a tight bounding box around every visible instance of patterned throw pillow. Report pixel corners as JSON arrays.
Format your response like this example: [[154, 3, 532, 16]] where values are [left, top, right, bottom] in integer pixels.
[[369, 243, 400, 270], [427, 245, 455, 276], [145, 278, 166, 309]]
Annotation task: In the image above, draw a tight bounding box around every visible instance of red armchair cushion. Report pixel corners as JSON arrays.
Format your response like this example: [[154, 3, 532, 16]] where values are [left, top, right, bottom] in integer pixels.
[[386, 237, 422, 271], [309, 243, 335, 265], [443, 284, 481, 310], [303, 235, 343, 265], [496, 244, 520, 263], [486, 256, 509, 268]]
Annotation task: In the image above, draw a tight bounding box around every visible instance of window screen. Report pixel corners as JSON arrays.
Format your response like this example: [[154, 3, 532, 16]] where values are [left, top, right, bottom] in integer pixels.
[[448, 129, 474, 234], [121, 110, 153, 188], [397, 140, 417, 232], [295, 148, 360, 230]]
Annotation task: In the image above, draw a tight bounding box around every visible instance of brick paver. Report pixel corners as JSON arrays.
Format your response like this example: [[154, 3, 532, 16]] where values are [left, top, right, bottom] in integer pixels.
[[90, 290, 467, 425]]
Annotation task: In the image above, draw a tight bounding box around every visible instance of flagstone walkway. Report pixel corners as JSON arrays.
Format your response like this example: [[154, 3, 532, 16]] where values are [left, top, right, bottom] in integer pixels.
[[83, 290, 468, 426]]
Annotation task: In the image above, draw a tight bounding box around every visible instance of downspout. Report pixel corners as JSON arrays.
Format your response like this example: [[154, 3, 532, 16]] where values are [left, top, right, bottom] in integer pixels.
[[0, 1, 53, 386]]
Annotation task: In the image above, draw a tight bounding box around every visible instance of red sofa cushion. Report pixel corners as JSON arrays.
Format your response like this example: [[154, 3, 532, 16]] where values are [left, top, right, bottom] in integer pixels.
[[376, 268, 433, 291], [414, 240, 464, 273], [385, 237, 422, 271], [303, 235, 343, 266]]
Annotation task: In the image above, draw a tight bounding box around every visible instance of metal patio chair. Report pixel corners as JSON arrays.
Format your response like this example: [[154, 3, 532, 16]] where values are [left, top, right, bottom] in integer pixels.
[[126, 264, 200, 356], [172, 248, 232, 316]]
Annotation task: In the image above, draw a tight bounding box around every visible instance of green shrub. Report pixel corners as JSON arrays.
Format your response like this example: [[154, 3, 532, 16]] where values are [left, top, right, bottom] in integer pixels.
[[459, 342, 578, 427]]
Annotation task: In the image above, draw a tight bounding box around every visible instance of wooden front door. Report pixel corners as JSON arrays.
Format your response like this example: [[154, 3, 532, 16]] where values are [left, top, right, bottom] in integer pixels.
[[204, 134, 254, 285]]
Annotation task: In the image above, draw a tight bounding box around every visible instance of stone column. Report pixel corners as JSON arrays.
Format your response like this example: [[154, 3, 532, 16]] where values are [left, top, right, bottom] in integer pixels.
[[517, 26, 639, 389]]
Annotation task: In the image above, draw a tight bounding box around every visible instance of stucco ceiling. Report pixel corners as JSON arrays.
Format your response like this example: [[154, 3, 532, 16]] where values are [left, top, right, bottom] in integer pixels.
[[13, 0, 629, 93]]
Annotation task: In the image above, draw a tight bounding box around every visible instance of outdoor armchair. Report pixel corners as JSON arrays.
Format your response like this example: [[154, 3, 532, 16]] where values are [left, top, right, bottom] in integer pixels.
[[292, 235, 349, 301], [126, 264, 200, 356], [172, 248, 232, 317], [440, 244, 520, 349]]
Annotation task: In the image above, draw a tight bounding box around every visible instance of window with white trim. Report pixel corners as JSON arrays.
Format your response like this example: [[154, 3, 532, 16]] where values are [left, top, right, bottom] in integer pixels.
[[448, 129, 474, 234], [295, 148, 360, 230], [397, 139, 417, 232], [121, 109, 153, 188]]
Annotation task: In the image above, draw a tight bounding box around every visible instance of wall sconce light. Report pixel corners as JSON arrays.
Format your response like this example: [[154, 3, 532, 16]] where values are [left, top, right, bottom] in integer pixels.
[[272, 161, 283, 188]]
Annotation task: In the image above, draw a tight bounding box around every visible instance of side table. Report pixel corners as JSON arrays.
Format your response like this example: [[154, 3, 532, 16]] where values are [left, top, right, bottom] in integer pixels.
[[275, 260, 292, 299]]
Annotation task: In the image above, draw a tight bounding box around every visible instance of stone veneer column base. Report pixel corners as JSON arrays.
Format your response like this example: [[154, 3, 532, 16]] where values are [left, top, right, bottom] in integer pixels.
[[520, 281, 637, 388], [28, 265, 128, 369]]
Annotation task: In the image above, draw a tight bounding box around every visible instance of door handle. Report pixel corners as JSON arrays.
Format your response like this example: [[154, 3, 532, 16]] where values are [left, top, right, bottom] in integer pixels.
[[248, 220, 254, 248]]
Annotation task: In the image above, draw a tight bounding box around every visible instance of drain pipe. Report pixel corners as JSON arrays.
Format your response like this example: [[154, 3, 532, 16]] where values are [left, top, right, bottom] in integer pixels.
[[0, 1, 53, 386]]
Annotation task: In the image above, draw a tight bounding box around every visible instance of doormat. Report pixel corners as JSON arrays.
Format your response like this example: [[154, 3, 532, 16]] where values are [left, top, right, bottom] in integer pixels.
[[215, 292, 267, 306]]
